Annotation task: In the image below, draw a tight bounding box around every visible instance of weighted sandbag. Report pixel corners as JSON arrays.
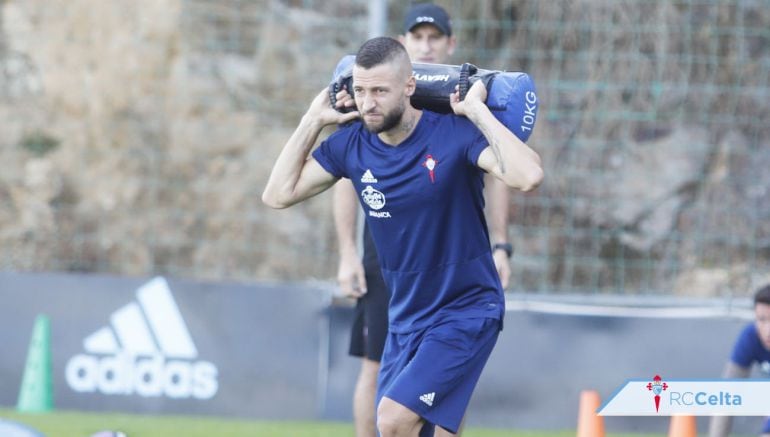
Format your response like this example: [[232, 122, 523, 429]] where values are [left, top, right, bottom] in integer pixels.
[[329, 55, 538, 142]]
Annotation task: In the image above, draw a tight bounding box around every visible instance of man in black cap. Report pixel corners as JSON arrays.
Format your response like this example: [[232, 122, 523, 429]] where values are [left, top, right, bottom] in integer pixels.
[[400, 2, 456, 64], [333, 4, 514, 436]]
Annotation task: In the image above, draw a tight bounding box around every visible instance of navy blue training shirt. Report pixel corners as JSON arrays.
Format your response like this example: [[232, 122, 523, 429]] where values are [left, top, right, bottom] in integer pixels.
[[731, 323, 770, 374], [313, 110, 504, 334]]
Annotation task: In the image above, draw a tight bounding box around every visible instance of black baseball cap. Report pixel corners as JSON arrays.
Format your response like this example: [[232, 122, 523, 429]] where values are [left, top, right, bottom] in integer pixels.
[[403, 3, 452, 36]]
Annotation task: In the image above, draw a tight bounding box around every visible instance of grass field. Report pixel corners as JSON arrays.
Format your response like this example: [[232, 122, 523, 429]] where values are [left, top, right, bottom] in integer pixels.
[[0, 409, 673, 437]]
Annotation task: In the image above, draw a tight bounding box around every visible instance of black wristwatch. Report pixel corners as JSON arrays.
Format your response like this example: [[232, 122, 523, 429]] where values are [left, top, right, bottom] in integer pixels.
[[492, 242, 513, 259]]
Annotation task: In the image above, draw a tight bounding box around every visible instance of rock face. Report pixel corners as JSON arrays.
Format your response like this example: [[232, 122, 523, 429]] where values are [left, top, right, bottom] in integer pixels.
[[0, 0, 768, 296]]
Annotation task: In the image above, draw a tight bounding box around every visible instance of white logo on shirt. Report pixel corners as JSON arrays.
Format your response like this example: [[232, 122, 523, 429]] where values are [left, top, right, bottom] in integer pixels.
[[369, 210, 391, 218], [361, 185, 386, 210], [361, 169, 378, 183]]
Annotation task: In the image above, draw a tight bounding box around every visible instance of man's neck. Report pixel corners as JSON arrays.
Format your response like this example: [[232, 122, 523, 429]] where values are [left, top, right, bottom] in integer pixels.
[[378, 107, 422, 146]]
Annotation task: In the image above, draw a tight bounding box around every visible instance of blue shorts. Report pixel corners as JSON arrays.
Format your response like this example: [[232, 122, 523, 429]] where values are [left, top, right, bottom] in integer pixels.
[[763, 417, 770, 433], [376, 316, 501, 436]]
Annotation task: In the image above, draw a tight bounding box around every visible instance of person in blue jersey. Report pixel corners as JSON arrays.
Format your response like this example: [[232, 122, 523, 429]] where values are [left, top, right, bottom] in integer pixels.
[[333, 5, 514, 437], [709, 284, 770, 437], [262, 37, 543, 437]]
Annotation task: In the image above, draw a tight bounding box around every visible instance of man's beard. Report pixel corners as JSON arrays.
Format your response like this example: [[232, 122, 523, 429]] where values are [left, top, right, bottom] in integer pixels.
[[362, 101, 405, 134]]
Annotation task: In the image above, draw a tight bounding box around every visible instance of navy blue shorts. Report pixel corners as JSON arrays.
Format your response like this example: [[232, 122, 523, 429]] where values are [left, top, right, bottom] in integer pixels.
[[376, 316, 501, 436]]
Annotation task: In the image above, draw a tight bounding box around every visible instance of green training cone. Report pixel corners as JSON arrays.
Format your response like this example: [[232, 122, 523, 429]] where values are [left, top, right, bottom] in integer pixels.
[[16, 314, 53, 413]]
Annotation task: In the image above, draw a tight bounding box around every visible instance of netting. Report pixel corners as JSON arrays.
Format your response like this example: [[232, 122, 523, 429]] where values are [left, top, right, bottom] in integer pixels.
[[0, 0, 768, 296]]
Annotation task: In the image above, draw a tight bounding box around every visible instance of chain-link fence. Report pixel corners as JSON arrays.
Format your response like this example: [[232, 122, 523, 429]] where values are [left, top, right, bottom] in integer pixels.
[[1, 0, 768, 296]]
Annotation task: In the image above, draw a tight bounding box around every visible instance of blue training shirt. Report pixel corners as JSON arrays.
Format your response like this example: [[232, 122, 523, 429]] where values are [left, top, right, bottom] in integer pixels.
[[730, 323, 770, 374], [313, 110, 505, 334]]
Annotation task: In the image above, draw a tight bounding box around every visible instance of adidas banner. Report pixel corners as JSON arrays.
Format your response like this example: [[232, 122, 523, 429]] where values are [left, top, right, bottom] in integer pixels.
[[0, 272, 329, 418]]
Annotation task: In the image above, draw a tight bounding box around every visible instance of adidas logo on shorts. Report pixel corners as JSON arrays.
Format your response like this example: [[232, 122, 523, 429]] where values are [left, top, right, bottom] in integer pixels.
[[419, 392, 435, 407]]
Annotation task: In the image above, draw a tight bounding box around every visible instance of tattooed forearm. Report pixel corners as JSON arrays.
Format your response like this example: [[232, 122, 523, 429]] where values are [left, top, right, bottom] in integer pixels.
[[491, 140, 505, 174], [477, 122, 506, 174]]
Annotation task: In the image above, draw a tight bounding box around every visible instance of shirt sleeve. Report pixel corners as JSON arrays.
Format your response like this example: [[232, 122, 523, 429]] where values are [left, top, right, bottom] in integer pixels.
[[311, 130, 349, 179], [730, 323, 757, 368]]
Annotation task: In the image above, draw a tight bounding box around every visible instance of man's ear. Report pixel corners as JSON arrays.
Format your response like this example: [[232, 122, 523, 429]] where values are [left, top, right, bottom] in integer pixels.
[[405, 75, 416, 97]]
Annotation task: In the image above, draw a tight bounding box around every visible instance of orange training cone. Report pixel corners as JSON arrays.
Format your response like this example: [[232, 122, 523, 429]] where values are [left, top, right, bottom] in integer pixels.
[[668, 415, 697, 437], [576, 390, 605, 437]]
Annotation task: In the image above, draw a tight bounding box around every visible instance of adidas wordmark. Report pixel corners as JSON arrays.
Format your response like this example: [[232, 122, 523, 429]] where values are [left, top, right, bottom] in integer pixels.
[[65, 277, 219, 399]]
